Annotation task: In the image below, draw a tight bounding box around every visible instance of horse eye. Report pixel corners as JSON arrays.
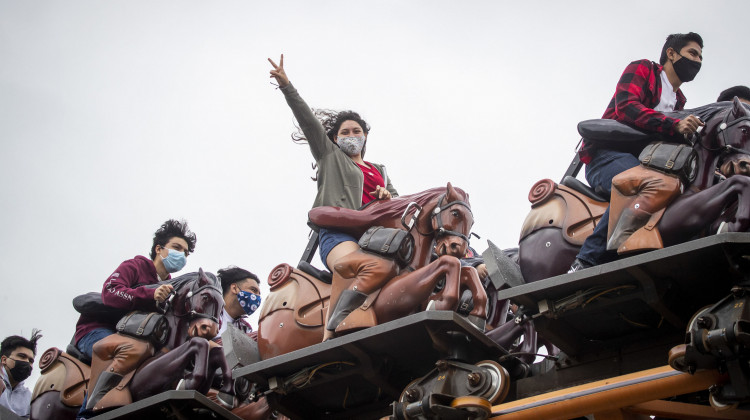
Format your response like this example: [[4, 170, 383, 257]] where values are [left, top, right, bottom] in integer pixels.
[[451, 210, 460, 217]]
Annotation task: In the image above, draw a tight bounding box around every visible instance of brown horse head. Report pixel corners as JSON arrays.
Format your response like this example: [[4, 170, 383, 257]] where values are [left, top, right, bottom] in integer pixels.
[[717, 98, 750, 177], [431, 182, 474, 258], [166, 269, 224, 347]]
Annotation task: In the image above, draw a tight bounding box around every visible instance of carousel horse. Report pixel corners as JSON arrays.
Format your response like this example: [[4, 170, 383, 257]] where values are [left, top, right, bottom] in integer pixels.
[[519, 97, 750, 281], [258, 183, 488, 358], [30, 269, 233, 420]]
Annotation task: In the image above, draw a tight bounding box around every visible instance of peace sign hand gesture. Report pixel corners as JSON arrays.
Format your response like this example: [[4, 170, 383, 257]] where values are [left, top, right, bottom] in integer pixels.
[[268, 54, 290, 88]]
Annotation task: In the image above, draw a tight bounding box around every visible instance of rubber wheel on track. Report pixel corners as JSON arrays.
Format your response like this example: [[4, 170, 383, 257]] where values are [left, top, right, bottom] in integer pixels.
[[668, 344, 688, 372], [710, 393, 739, 412], [475, 359, 510, 404], [450, 396, 491, 420]]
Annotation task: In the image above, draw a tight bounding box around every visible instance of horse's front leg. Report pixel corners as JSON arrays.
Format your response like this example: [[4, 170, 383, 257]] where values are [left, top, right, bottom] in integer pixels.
[[129, 339, 203, 400], [183, 337, 212, 393], [207, 343, 235, 409], [208, 343, 233, 394], [459, 266, 487, 319], [428, 256, 464, 311], [376, 256, 462, 323], [660, 176, 750, 244]]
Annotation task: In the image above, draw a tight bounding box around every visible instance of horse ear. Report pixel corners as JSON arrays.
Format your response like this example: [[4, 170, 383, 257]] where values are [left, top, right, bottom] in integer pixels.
[[446, 182, 458, 202], [732, 97, 749, 119], [198, 268, 210, 287]]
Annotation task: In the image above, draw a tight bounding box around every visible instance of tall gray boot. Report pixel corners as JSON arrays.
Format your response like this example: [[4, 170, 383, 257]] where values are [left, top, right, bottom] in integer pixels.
[[607, 207, 652, 251], [86, 371, 124, 410], [326, 290, 367, 332]]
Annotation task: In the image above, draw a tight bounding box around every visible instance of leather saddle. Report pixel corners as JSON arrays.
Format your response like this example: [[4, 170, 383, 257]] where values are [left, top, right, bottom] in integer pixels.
[[260, 263, 331, 329], [34, 347, 90, 407], [520, 179, 608, 247]]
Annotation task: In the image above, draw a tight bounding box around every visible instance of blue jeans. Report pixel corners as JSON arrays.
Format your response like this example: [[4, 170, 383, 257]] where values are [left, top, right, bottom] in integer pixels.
[[318, 228, 358, 270], [575, 149, 640, 266], [76, 328, 115, 359]]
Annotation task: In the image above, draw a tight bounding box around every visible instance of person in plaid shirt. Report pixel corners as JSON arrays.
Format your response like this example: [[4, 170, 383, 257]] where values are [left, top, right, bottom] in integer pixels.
[[570, 32, 705, 272]]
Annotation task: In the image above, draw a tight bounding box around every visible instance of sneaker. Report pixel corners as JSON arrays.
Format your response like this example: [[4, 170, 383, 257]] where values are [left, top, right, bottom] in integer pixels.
[[568, 258, 593, 273]]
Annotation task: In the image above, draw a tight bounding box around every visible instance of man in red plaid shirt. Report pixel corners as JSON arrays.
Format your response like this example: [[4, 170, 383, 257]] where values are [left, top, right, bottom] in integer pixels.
[[570, 32, 705, 272]]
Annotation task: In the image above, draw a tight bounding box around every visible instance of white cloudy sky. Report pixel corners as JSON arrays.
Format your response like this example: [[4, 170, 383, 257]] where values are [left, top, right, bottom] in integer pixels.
[[1, 1, 747, 386]]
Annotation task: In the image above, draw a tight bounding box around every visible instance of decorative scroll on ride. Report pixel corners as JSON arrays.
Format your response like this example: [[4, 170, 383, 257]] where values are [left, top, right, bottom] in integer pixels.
[[519, 98, 750, 281], [30, 269, 233, 420]]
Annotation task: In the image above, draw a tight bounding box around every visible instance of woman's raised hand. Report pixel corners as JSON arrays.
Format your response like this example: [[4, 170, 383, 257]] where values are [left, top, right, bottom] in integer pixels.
[[268, 54, 290, 88]]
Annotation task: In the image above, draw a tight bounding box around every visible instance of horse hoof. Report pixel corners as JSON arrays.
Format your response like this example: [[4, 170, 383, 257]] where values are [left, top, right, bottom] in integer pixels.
[[465, 315, 486, 332], [426, 300, 437, 311], [176, 379, 186, 390]]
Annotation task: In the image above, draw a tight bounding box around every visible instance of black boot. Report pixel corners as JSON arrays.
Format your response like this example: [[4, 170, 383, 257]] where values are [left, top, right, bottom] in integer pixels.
[[326, 290, 367, 332], [85, 371, 124, 410]]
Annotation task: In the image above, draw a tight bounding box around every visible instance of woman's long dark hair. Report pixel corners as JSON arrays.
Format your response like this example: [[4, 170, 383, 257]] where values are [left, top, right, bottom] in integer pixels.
[[293, 109, 372, 180], [292, 109, 370, 144]]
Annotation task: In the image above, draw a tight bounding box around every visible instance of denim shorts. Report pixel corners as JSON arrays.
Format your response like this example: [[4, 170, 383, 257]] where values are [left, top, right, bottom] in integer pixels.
[[76, 327, 115, 359], [318, 228, 358, 270]]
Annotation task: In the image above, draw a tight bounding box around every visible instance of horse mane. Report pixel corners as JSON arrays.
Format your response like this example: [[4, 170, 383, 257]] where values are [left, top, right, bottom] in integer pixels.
[[142, 271, 220, 291], [664, 101, 739, 124], [308, 185, 469, 235]]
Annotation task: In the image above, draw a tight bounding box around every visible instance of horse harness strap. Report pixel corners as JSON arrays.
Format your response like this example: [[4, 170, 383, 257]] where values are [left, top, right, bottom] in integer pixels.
[[716, 114, 750, 156], [432, 193, 472, 244], [180, 284, 222, 324]]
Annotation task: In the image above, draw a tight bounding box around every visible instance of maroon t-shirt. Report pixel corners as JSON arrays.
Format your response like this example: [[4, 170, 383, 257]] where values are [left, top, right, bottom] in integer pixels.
[[357, 161, 385, 205], [74, 255, 169, 344]]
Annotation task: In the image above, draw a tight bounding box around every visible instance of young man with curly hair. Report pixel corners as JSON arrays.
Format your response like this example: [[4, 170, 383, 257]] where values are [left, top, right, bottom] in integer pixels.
[[73, 219, 197, 359]]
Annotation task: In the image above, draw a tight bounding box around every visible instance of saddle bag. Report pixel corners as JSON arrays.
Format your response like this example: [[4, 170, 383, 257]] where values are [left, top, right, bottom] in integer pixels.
[[358, 226, 414, 267], [116, 311, 169, 349], [638, 141, 697, 185]]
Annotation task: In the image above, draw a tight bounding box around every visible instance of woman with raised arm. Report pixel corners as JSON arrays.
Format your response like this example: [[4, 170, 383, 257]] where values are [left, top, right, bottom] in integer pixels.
[[268, 55, 398, 270], [269, 55, 399, 341]]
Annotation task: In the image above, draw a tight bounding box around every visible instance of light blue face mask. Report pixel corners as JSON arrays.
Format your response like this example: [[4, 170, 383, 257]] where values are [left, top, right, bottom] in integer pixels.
[[162, 248, 187, 273]]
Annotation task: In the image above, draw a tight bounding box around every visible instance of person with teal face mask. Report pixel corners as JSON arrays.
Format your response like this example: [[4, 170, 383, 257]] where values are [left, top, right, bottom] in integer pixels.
[[213, 266, 262, 345], [0, 330, 42, 418], [73, 219, 197, 360]]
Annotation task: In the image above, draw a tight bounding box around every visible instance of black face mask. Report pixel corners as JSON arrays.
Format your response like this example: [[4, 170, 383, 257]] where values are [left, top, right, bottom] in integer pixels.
[[7, 359, 32, 383], [672, 53, 701, 83]]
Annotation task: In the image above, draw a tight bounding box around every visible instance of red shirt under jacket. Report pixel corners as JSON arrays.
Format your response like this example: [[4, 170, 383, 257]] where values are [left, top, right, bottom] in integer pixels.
[[357, 161, 385, 205]]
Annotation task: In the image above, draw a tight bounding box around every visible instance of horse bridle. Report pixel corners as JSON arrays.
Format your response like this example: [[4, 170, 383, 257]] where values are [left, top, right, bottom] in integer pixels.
[[171, 283, 222, 325], [697, 111, 750, 157], [401, 193, 473, 244]]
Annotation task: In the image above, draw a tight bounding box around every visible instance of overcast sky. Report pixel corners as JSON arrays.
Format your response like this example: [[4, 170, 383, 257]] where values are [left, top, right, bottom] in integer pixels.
[[1, 1, 748, 386]]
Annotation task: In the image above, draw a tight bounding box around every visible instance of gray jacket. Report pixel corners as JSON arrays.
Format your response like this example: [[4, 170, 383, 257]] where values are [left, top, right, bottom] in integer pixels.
[[281, 83, 398, 209]]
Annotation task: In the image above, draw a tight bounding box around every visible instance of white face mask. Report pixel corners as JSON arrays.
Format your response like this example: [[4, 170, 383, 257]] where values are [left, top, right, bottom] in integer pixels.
[[337, 136, 366, 156]]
